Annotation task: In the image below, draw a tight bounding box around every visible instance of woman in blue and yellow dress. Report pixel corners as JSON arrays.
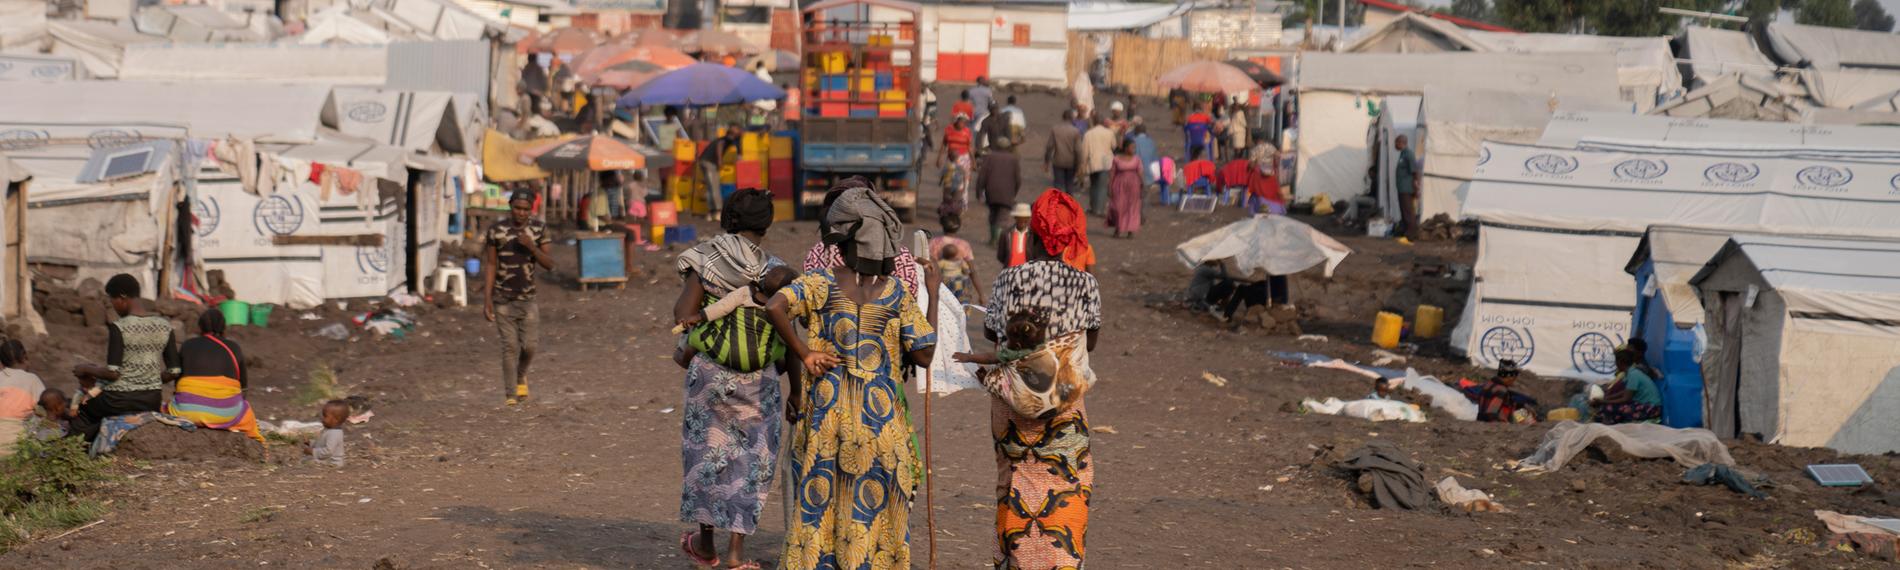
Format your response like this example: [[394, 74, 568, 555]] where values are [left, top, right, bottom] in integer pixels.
[[766, 182, 940, 570]]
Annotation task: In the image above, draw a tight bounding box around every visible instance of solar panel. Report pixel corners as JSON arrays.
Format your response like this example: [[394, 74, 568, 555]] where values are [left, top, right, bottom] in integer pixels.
[[1179, 194, 1218, 214], [1807, 464, 1873, 487], [100, 149, 152, 180]]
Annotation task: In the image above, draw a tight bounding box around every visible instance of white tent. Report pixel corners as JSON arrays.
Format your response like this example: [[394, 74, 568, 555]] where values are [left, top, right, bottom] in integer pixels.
[[44, 20, 166, 79], [0, 0, 46, 52], [0, 53, 80, 81], [1371, 95, 1419, 222], [0, 81, 333, 142], [326, 87, 474, 153], [1468, 31, 1680, 112], [1293, 52, 1619, 204], [119, 43, 388, 84], [1412, 88, 1626, 221], [1691, 234, 1900, 455], [1680, 26, 1777, 87], [1539, 111, 1900, 150], [1650, 74, 1807, 121], [1344, 12, 1484, 54], [0, 123, 184, 293], [134, 5, 274, 43], [1451, 141, 1900, 379], [1764, 22, 1900, 71]]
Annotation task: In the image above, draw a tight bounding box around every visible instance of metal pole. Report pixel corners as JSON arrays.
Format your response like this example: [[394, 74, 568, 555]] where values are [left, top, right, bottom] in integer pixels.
[[1336, 0, 1345, 52]]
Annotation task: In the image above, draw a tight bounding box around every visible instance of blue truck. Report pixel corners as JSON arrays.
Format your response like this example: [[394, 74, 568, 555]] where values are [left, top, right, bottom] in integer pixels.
[[798, 0, 922, 221]]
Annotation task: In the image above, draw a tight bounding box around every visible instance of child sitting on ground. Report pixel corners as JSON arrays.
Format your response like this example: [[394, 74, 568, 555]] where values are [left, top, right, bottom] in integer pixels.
[[672, 265, 799, 370], [1367, 377, 1396, 401], [306, 399, 348, 467], [929, 216, 983, 305], [955, 311, 1095, 419], [36, 389, 74, 437]]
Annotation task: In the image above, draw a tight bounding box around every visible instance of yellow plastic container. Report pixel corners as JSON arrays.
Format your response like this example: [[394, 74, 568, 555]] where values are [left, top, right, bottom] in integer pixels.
[[769, 135, 794, 159], [773, 199, 794, 222], [1415, 305, 1444, 339], [1312, 194, 1335, 216], [740, 132, 765, 161], [1546, 408, 1581, 422], [1372, 311, 1403, 349], [651, 225, 667, 245], [821, 53, 847, 74], [673, 139, 696, 162], [718, 165, 736, 184]]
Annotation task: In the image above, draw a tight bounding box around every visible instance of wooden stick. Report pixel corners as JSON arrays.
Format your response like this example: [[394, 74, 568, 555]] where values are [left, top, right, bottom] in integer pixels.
[[924, 358, 936, 570], [44, 519, 104, 542]]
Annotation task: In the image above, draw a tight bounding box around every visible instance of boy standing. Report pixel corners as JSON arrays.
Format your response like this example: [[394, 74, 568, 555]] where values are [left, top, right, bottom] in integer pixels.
[[483, 191, 554, 406]]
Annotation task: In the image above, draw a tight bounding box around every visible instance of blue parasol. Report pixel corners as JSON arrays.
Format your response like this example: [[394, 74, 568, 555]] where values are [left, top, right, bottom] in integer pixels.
[[614, 63, 787, 108]]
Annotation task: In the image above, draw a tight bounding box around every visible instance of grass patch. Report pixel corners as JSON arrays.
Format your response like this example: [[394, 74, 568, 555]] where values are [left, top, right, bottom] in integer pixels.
[[240, 506, 280, 524], [297, 363, 340, 407], [0, 433, 116, 552]]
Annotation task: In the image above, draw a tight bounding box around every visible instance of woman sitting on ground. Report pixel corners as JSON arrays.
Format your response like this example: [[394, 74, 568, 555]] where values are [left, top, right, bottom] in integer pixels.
[[1464, 359, 1538, 424], [165, 310, 264, 444], [1593, 349, 1662, 425]]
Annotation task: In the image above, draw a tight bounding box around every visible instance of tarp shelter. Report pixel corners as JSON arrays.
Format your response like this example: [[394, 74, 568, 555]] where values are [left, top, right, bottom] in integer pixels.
[[118, 43, 389, 84], [1468, 31, 1679, 112], [1649, 74, 1805, 121], [1066, 1, 1190, 34], [1344, 12, 1485, 54], [0, 121, 186, 296], [0, 156, 41, 334], [1795, 69, 1900, 110], [1538, 111, 1900, 151], [326, 87, 476, 154], [1623, 226, 1746, 428], [1294, 52, 1619, 204], [1370, 95, 1419, 222], [1764, 22, 1900, 71], [1174, 215, 1353, 278], [1410, 87, 1625, 221], [0, 81, 334, 143], [1678, 26, 1777, 87], [45, 20, 166, 79], [134, 5, 274, 43], [1691, 235, 1900, 455], [0, 0, 47, 52], [1452, 141, 1900, 380], [0, 54, 81, 81]]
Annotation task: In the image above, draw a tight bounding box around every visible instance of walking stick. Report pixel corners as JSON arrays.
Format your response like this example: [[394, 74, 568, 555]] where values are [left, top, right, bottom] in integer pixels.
[[925, 363, 937, 570]]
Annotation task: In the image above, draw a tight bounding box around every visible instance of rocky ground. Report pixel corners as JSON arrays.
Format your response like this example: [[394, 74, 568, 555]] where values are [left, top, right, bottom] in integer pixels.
[[1, 87, 1896, 569]]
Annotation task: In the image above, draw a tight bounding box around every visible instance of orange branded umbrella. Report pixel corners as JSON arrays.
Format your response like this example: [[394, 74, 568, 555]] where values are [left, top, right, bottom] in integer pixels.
[[519, 135, 645, 171]]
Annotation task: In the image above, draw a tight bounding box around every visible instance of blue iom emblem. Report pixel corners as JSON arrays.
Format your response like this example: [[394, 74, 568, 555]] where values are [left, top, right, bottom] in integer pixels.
[[253, 195, 304, 236], [356, 244, 389, 274], [1703, 162, 1760, 184], [1479, 326, 1535, 367], [1570, 332, 1620, 375], [1524, 153, 1579, 175], [1477, 146, 1492, 166], [1612, 159, 1667, 180], [1796, 165, 1852, 188], [192, 197, 220, 237]]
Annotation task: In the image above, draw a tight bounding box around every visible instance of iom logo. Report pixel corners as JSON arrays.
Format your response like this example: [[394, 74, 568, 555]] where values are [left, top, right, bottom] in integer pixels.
[[344, 101, 388, 123], [1795, 165, 1853, 188], [1524, 153, 1579, 176], [253, 195, 304, 236], [1570, 332, 1620, 375], [1703, 162, 1760, 184], [0, 129, 47, 151], [1477, 146, 1492, 166], [30, 64, 69, 78], [87, 128, 142, 149], [192, 197, 220, 237], [356, 244, 389, 274], [1612, 159, 1667, 180], [1479, 326, 1535, 367]]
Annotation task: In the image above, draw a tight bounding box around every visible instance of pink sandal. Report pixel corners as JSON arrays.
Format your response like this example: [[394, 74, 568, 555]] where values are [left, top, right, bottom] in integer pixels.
[[679, 531, 719, 567], [728, 562, 762, 570]]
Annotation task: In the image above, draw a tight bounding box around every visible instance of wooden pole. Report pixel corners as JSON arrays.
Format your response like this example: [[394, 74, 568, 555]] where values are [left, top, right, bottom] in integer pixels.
[[924, 355, 936, 570]]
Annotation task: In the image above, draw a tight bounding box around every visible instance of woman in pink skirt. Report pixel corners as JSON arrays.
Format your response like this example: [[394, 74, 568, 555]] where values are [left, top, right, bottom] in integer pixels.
[[1106, 140, 1144, 238]]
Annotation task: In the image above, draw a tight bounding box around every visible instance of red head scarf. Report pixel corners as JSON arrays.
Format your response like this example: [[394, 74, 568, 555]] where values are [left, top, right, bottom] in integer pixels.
[[1030, 189, 1094, 270]]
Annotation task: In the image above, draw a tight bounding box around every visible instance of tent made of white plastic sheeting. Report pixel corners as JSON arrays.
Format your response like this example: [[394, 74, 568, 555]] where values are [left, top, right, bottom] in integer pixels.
[[45, 20, 166, 79], [0, 81, 334, 143], [1518, 421, 1734, 472], [1293, 52, 1619, 204], [119, 43, 388, 85], [1065, 1, 1191, 32], [1680, 27, 1778, 87], [1691, 234, 1900, 455], [1796, 68, 1900, 110], [1764, 22, 1900, 72], [1650, 74, 1807, 122], [1451, 142, 1900, 380], [1174, 215, 1352, 278], [1537, 111, 1900, 150], [3, 126, 183, 295], [1370, 95, 1419, 223], [0, 156, 42, 334], [134, 5, 277, 43], [0, 53, 80, 81], [0, 0, 46, 52], [1343, 12, 1485, 54], [299, 5, 399, 45], [325, 87, 477, 154], [1412, 87, 1627, 222], [1467, 31, 1679, 112]]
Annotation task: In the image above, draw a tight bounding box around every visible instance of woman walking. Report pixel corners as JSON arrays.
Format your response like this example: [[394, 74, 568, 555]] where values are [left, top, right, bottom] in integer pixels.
[[165, 310, 263, 445], [979, 189, 1104, 569], [1106, 140, 1144, 238], [671, 191, 788, 570], [765, 184, 940, 570]]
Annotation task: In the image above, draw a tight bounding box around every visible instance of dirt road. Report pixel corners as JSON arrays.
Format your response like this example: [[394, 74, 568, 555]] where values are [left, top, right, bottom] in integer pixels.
[[4, 87, 1895, 569]]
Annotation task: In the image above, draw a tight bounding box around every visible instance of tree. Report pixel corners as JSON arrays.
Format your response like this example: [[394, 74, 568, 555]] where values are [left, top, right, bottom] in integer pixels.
[[1449, 0, 1495, 21], [1798, 0, 1857, 27], [1285, 0, 1365, 28], [1494, 0, 1728, 35], [1854, 0, 1897, 31]]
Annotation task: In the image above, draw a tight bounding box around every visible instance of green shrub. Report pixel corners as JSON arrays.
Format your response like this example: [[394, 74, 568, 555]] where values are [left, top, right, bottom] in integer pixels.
[[297, 363, 340, 407], [0, 432, 115, 552]]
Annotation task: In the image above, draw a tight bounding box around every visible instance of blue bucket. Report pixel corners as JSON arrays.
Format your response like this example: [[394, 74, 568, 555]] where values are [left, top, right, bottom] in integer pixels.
[[464, 257, 481, 276]]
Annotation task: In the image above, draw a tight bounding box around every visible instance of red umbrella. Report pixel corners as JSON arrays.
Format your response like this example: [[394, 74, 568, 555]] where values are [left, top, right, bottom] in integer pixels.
[[1157, 61, 1260, 95], [519, 135, 645, 171], [674, 29, 759, 57], [590, 60, 667, 90], [531, 27, 601, 56]]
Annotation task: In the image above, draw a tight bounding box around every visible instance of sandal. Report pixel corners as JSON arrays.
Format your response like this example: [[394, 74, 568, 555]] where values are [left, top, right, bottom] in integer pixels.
[[728, 562, 762, 570], [679, 531, 719, 567]]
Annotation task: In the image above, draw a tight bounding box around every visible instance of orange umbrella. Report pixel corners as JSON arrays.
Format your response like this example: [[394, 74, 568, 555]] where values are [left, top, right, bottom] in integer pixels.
[[674, 29, 759, 56], [532, 27, 601, 56], [1157, 61, 1259, 95], [575, 45, 696, 79], [515, 28, 541, 55], [589, 60, 667, 90], [633, 29, 683, 49], [519, 135, 645, 171]]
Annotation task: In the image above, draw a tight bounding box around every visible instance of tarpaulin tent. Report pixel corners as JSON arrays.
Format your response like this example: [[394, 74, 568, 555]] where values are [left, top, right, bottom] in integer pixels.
[[1679, 27, 1777, 87], [119, 43, 388, 84], [1411, 87, 1625, 221], [1451, 141, 1900, 380], [1344, 12, 1485, 54], [1468, 31, 1679, 113], [1538, 111, 1900, 151], [0, 53, 80, 81], [0, 81, 333, 143], [0, 124, 182, 294], [1371, 95, 1419, 223], [0, 155, 41, 334], [45, 20, 165, 79], [1649, 74, 1806, 122], [326, 87, 474, 153], [1691, 234, 1900, 454], [1764, 22, 1900, 71], [134, 5, 274, 43], [1293, 52, 1618, 204]]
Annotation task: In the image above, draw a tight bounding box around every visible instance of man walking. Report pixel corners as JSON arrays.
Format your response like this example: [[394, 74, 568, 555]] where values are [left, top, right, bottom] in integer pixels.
[[696, 127, 740, 220], [975, 145, 1023, 245], [1394, 135, 1421, 242], [1081, 115, 1117, 215], [1044, 109, 1083, 194], [484, 190, 554, 406], [969, 76, 994, 150]]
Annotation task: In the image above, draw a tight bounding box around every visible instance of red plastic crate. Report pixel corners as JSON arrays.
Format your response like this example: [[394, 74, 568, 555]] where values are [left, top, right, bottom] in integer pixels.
[[735, 160, 763, 190], [819, 102, 848, 117], [769, 179, 793, 200]]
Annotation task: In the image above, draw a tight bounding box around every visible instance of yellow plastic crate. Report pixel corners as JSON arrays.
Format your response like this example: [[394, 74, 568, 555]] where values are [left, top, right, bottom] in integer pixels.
[[769, 135, 794, 159], [773, 199, 794, 222], [673, 139, 696, 162], [719, 165, 736, 184], [741, 132, 765, 161], [820, 53, 846, 74]]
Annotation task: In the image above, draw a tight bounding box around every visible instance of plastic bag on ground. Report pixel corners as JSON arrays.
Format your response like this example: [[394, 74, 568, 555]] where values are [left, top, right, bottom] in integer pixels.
[[1436, 477, 1506, 512], [1301, 397, 1426, 422], [1518, 421, 1734, 472], [1399, 367, 1477, 421]]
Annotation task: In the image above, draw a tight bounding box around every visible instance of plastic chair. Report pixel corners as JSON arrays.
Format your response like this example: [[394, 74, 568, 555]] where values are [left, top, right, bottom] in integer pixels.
[[433, 263, 468, 307]]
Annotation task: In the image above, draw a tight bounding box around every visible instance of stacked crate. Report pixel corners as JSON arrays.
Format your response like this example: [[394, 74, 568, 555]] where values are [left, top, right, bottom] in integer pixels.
[[769, 132, 796, 221], [671, 139, 702, 215], [736, 132, 765, 191]]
